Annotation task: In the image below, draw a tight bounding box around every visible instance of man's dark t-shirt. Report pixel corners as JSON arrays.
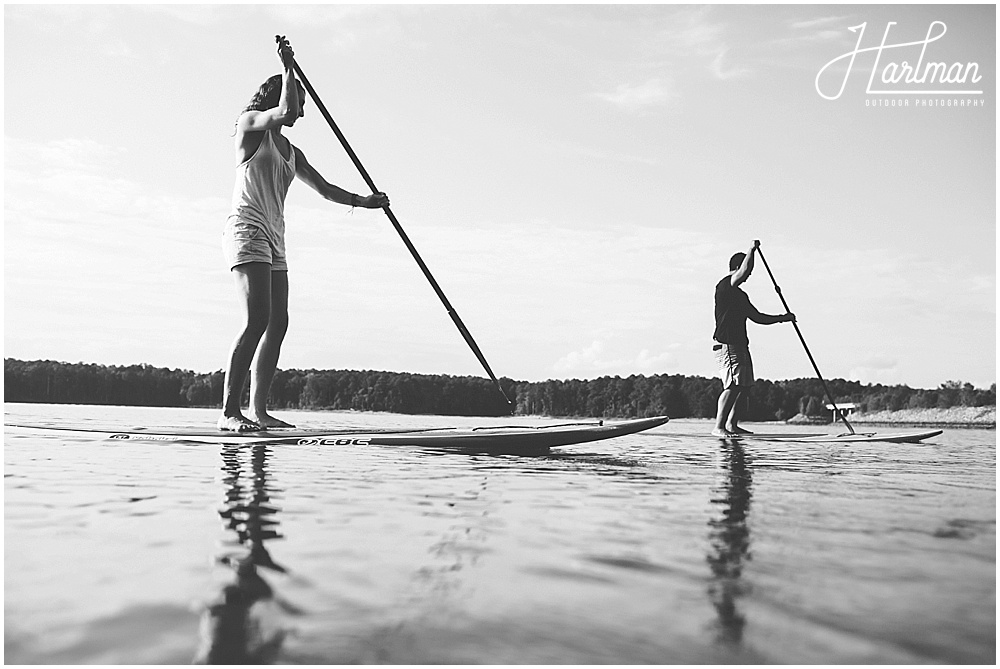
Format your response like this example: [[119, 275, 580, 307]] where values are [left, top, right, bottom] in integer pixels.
[[714, 275, 752, 345]]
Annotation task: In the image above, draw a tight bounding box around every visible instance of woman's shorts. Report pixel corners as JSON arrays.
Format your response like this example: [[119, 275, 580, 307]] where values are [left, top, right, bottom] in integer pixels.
[[222, 218, 287, 271], [714, 342, 754, 389]]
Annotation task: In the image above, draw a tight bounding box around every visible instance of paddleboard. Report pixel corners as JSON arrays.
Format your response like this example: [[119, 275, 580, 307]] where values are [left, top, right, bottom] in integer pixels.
[[715, 429, 943, 443], [5, 416, 670, 456]]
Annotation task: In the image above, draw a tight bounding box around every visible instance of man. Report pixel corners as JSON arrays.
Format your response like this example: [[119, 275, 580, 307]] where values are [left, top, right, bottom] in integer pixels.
[[712, 240, 795, 437]]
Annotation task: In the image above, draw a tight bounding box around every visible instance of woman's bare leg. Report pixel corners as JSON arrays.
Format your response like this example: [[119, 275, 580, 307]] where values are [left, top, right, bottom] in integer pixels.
[[249, 270, 294, 428], [219, 262, 272, 431]]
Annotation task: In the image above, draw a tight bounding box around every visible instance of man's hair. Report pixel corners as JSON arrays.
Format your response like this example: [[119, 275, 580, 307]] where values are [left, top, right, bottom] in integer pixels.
[[729, 252, 747, 271]]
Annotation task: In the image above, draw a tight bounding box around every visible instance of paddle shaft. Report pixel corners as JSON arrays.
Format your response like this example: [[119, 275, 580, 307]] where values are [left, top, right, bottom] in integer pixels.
[[755, 246, 855, 435], [282, 41, 512, 410]]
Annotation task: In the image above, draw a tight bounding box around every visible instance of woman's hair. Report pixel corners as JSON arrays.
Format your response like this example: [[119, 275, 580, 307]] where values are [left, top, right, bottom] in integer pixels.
[[238, 74, 305, 118]]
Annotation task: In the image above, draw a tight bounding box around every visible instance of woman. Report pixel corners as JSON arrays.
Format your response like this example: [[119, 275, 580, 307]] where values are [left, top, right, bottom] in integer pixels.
[[219, 39, 389, 431]]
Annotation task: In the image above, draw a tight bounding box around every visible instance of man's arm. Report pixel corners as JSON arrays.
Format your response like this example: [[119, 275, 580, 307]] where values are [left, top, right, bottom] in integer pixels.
[[747, 302, 795, 325], [730, 240, 758, 286]]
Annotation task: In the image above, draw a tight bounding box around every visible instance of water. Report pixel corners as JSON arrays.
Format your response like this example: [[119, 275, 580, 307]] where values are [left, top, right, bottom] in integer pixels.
[[4, 403, 995, 664]]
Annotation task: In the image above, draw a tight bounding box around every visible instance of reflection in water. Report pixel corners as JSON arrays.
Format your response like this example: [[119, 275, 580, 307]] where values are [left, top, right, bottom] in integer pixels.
[[706, 441, 753, 646], [193, 444, 290, 664]]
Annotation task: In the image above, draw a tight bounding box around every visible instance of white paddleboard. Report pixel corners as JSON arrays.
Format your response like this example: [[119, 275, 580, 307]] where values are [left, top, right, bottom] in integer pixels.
[[717, 429, 943, 443], [5, 416, 670, 455]]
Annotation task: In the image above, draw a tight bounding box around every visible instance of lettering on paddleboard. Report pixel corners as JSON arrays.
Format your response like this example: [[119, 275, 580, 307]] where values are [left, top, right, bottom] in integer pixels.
[[106, 433, 373, 445], [297, 438, 372, 446]]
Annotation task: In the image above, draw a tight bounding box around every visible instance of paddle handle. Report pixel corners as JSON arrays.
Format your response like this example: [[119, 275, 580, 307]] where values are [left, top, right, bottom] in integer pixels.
[[755, 245, 855, 435], [279, 37, 513, 411]]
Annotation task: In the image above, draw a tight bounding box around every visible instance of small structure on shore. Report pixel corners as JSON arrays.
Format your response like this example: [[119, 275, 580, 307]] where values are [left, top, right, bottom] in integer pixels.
[[826, 402, 858, 422]]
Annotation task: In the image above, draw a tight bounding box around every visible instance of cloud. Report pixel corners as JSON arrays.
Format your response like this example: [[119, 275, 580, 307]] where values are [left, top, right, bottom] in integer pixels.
[[789, 16, 854, 30], [596, 78, 674, 111], [553, 341, 678, 377], [6, 137, 123, 173], [709, 50, 751, 80], [587, 7, 754, 111], [849, 355, 901, 385], [669, 8, 726, 52], [764, 14, 859, 52], [660, 7, 752, 80]]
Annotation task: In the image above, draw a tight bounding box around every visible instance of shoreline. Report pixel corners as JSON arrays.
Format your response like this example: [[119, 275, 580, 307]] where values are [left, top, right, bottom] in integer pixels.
[[5, 401, 996, 428], [824, 406, 995, 429]]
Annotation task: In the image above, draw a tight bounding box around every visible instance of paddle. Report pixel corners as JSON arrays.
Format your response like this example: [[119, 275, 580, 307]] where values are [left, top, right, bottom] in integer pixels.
[[277, 36, 513, 412], [755, 244, 856, 435]]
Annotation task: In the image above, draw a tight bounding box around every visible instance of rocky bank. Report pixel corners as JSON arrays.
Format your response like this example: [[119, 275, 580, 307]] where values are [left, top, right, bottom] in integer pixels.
[[803, 406, 996, 428]]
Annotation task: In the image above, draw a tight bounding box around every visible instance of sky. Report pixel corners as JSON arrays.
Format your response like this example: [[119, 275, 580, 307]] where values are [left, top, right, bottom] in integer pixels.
[[4, 4, 996, 390]]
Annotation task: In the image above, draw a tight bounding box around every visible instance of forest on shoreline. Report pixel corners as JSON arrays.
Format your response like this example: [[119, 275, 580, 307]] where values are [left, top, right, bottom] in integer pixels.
[[4, 358, 995, 420]]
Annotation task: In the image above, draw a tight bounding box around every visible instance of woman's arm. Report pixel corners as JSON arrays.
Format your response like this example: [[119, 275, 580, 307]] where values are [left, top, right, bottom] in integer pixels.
[[237, 41, 300, 134], [293, 146, 389, 208]]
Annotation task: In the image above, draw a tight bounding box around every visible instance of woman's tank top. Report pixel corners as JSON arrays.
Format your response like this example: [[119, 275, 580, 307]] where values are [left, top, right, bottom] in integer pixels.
[[228, 129, 296, 252]]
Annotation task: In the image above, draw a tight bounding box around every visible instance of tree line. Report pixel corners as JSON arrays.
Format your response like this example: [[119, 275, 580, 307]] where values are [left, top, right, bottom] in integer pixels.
[[4, 358, 995, 420]]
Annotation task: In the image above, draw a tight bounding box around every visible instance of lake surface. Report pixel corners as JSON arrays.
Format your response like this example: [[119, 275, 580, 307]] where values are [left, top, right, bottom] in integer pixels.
[[4, 403, 995, 664]]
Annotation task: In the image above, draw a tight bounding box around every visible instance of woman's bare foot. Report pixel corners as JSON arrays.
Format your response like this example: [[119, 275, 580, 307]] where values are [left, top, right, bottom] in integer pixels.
[[711, 428, 739, 438], [218, 414, 261, 432], [248, 412, 295, 429]]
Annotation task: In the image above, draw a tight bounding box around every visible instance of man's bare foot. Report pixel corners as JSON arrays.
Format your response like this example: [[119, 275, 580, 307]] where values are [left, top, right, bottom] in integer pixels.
[[248, 412, 295, 429], [218, 414, 261, 432], [711, 428, 739, 438]]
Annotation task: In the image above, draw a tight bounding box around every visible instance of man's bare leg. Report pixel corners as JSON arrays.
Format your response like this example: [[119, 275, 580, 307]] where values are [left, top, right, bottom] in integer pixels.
[[248, 270, 294, 429], [726, 393, 753, 434], [719, 386, 754, 435], [219, 263, 271, 432], [712, 386, 742, 437]]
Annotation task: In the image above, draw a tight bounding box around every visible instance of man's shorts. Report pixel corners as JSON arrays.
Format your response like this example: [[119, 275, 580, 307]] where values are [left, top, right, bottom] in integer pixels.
[[222, 218, 287, 271], [714, 342, 754, 389]]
